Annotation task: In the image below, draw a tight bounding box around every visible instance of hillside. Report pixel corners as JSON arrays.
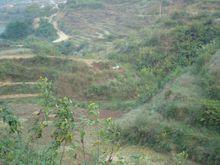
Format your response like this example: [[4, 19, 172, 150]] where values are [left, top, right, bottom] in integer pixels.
[[0, 0, 220, 164], [118, 50, 220, 164]]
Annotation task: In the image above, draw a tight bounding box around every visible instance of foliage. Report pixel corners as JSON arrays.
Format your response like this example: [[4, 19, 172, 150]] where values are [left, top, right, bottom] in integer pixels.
[[24, 4, 54, 19], [66, 0, 103, 9], [0, 78, 123, 164], [0, 57, 59, 82], [85, 75, 138, 100], [198, 99, 220, 130], [0, 84, 38, 95], [0, 104, 31, 164], [0, 0, 220, 164], [0, 104, 20, 134], [24, 37, 60, 56], [172, 21, 218, 66], [34, 19, 58, 41], [137, 67, 158, 102], [173, 151, 189, 165], [1, 21, 33, 39], [118, 110, 220, 164], [57, 40, 89, 55]]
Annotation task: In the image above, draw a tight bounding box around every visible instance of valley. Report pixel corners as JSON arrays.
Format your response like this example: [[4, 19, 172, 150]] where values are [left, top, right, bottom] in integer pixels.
[[0, 0, 219, 164]]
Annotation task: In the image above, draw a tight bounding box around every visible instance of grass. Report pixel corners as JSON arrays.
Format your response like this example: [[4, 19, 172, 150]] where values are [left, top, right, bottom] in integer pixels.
[[0, 48, 32, 55], [0, 84, 38, 95], [117, 51, 220, 164], [0, 54, 140, 102], [57, 0, 157, 55], [0, 0, 220, 164], [1, 100, 196, 165]]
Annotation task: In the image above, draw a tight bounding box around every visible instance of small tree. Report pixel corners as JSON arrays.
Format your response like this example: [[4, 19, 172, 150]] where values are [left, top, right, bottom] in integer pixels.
[[1, 78, 123, 164], [53, 97, 75, 165], [1, 21, 32, 39]]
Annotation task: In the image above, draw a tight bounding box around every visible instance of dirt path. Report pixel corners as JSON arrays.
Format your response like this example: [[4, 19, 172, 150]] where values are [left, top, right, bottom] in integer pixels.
[[0, 93, 40, 100], [67, 57, 105, 67], [0, 53, 105, 68], [0, 82, 37, 87], [45, 10, 70, 43], [51, 1, 70, 43], [0, 54, 35, 60], [52, 20, 70, 43]]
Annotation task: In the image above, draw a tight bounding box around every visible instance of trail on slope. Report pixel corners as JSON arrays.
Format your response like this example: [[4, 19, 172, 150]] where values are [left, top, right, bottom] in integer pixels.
[[45, 5, 70, 43], [0, 94, 40, 100], [0, 54, 105, 99], [0, 54, 35, 60], [0, 54, 105, 68], [0, 82, 37, 87], [52, 18, 70, 43], [0, 81, 39, 100]]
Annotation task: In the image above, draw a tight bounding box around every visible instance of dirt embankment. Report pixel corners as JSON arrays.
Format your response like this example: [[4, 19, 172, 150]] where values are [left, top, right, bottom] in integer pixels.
[[45, 7, 70, 43], [0, 94, 40, 100], [0, 54, 35, 60], [0, 82, 37, 87]]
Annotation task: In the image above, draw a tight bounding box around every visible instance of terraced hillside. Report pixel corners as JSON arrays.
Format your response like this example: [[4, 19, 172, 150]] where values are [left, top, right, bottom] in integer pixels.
[[118, 50, 220, 164], [55, 0, 160, 55], [0, 0, 219, 164], [0, 48, 196, 165], [0, 47, 139, 104]]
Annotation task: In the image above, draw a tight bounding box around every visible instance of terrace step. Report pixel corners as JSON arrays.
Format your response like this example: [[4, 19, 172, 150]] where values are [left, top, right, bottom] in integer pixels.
[[0, 82, 37, 87], [0, 93, 40, 100]]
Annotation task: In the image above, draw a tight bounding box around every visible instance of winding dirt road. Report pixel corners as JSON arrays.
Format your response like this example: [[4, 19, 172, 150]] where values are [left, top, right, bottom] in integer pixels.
[[45, 9, 70, 43], [52, 19, 70, 43], [0, 53, 105, 68]]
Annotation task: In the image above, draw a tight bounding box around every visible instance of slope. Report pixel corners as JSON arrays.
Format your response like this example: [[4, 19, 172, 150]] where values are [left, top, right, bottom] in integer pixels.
[[117, 50, 220, 164]]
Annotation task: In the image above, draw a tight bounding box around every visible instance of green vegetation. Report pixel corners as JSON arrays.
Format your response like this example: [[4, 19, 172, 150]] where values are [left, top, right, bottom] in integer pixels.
[[34, 19, 58, 41], [1, 21, 33, 39], [0, 78, 124, 164], [0, 55, 138, 104], [24, 37, 60, 56], [105, 0, 220, 164], [0, 84, 38, 95], [0, 0, 220, 164], [66, 0, 103, 9], [116, 33, 220, 164]]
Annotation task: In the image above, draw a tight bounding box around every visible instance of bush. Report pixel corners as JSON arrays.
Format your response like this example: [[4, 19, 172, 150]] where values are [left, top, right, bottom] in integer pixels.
[[57, 40, 89, 55], [0, 58, 59, 81], [24, 37, 60, 56], [1, 21, 33, 40], [173, 21, 218, 66], [198, 99, 220, 130], [86, 84, 109, 99], [118, 111, 220, 164], [137, 68, 158, 102], [34, 19, 58, 41]]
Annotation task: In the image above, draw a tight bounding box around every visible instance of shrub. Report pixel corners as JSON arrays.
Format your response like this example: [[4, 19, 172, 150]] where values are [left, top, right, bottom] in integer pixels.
[[173, 21, 218, 66], [24, 37, 60, 56], [198, 99, 220, 131], [0, 78, 124, 164], [34, 19, 58, 41], [137, 68, 158, 102], [86, 84, 109, 99], [1, 21, 33, 39], [118, 111, 220, 164]]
